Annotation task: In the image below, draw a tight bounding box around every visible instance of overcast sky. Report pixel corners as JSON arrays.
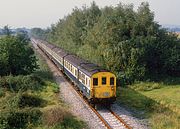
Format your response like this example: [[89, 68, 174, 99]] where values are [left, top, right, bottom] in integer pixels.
[[0, 0, 180, 28]]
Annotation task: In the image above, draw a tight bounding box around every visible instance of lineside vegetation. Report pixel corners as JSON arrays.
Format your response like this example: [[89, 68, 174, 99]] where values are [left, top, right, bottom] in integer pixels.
[[0, 29, 87, 129]]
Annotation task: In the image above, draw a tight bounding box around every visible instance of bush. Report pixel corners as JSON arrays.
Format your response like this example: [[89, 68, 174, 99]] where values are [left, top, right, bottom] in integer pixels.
[[0, 34, 38, 76], [61, 115, 86, 129], [0, 74, 44, 92], [42, 106, 86, 129], [51, 83, 59, 93], [0, 109, 42, 129], [0, 88, 5, 97], [5, 93, 46, 109], [19, 94, 47, 108], [131, 82, 162, 91]]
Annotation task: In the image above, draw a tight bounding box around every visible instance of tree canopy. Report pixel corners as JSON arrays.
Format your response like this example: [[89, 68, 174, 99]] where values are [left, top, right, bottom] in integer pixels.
[[31, 2, 180, 83], [0, 29, 38, 76]]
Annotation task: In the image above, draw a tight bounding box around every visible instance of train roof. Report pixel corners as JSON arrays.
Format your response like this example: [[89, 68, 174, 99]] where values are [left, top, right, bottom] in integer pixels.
[[64, 54, 108, 76], [53, 47, 67, 57], [41, 40, 109, 77], [45, 43, 55, 49]]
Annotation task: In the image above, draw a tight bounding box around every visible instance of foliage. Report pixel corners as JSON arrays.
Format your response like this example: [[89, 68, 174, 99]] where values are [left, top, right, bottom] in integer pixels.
[[42, 106, 69, 126], [34, 53, 53, 81], [2, 25, 12, 36], [31, 2, 180, 83], [0, 74, 44, 92], [0, 109, 42, 129], [0, 30, 38, 76], [46, 82, 59, 93], [0, 87, 5, 97], [131, 82, 162, 91], [30, 28, 50, 40], [19, 94, 47, 108]]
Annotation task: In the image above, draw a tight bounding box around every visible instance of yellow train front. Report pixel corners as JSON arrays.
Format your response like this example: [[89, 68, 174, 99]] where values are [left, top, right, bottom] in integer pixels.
[[90, 71, 116, 105]]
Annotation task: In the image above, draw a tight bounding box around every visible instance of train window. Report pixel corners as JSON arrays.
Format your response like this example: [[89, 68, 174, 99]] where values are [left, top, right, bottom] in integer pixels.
[[86, 77, 88, 85], [72, 67, 74, 73], [93, 78, 98, 86], [75, 69, 77, 76], [81, 74, 85, 84], [110, 77, 114, 85], [102, 77, 106, 85]]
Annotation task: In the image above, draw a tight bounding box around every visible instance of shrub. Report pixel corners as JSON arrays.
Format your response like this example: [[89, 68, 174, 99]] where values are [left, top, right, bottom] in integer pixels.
[[6, 92, 22, 109], [5, 93, 46, 109], [131, 82, 161, 91], [0, 109, 42, 129], [0, 74, 44, 92], [0, 34, 38, 76], [61, 115, 86, 129], [19, 94, 47, 108], [52, 83, 59, 93], [0, 88, 5, 97]]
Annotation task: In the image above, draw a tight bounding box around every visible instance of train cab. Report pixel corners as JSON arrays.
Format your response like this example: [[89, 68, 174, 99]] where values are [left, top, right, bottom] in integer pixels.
[[91, 72, 116, 104]]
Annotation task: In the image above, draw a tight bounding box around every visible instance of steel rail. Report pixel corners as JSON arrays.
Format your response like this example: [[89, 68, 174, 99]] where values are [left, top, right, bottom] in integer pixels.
[[109, 109, 132, 129]]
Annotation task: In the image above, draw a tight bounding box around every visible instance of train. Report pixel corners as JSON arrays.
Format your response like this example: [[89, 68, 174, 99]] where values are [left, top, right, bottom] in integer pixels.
[[32, 38, 116, 106]]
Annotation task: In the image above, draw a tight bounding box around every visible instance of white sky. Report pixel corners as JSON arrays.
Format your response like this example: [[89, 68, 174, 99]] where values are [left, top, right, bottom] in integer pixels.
[[0, 0, 180, 28]]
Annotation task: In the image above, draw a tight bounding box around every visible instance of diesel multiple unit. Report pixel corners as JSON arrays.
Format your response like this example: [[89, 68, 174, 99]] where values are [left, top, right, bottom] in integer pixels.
[[32, 39, 116, 105]]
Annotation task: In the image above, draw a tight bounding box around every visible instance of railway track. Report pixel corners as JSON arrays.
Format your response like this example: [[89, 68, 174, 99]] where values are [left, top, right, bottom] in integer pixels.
[[33, 40, 132, 129], [97, 108, 130, 129], [70, 82, 132, 129]]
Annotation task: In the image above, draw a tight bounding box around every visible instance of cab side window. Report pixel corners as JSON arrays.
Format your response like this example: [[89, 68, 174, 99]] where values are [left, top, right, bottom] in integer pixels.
[[102, 77, 106, 85], [110, 77, 114, 85], [93, 78, 98, 86]]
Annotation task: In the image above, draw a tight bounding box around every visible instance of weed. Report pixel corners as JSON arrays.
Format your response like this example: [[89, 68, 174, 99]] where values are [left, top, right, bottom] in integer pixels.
[[0, 88, 5, 97], [42, 106, 69, 126]]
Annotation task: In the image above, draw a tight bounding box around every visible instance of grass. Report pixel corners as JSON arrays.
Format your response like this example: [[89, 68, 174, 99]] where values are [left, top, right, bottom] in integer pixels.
[[116, 77, 180, 129]]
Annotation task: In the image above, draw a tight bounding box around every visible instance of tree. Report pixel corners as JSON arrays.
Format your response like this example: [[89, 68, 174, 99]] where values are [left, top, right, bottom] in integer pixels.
[[0, 33, 38, 76], [2, 25, 12, 36]]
